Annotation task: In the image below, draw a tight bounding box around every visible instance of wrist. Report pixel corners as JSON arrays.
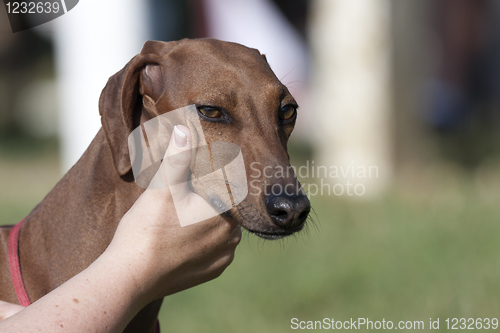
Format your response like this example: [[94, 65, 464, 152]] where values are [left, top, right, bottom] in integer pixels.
[[94, 247, 156, 310]]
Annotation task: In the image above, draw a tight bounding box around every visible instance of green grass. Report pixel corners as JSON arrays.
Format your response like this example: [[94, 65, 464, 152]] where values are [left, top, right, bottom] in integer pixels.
[[157, 192, 500, 332], [2, 148, 500, 332]]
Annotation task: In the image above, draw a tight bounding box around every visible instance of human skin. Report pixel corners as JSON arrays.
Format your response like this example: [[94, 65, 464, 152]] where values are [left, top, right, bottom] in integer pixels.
[[0, 125, 241, 332]]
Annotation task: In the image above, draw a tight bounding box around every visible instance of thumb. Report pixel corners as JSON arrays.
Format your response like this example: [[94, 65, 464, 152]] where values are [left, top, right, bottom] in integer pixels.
[[161, 125, 219, 227], [161, 125, 192, 199]]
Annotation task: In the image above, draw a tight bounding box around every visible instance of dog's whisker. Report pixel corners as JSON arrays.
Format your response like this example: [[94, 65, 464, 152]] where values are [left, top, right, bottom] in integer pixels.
[[284, 80, 306, 90], [280, 65, 299, 83]]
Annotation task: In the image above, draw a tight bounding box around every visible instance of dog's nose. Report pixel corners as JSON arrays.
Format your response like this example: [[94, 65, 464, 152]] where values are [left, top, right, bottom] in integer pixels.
[[265, 194, 310, 230]]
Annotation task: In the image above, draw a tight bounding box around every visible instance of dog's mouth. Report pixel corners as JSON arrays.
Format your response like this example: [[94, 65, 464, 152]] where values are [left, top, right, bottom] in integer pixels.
[[246, 224, 305, 240], [204, 193, 308, 240]]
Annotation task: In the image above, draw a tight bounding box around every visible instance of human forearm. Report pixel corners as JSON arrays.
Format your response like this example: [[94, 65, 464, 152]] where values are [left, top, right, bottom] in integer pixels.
[[0, 126, 240, 331], [0, 251, 145, 333]]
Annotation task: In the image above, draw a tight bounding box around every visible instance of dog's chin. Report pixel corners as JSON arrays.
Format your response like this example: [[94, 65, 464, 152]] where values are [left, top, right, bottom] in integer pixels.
[[246, 225, 305, 240], [248, 230, 289, 240]]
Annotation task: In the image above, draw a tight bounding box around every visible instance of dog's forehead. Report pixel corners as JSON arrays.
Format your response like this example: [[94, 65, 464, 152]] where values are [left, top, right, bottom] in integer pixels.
[[163, 39, 276, 79], [145, 39, 295, 109], [180, 38, 262, 60]]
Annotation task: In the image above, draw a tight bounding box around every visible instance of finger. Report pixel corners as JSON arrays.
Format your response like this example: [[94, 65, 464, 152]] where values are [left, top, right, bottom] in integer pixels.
[[162, 125, 192, 199], [0, 300, 24, 321], [229, 226, 242, 246]]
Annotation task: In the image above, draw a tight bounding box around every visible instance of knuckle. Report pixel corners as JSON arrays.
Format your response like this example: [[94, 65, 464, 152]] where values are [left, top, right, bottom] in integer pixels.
[[221, 251, 235, 266], [210, 267, 225, 280], [233, 229, 242, 244], [226, 252, 235, 265], [166, 151, 191, 168], [167, 156, 189, 168]]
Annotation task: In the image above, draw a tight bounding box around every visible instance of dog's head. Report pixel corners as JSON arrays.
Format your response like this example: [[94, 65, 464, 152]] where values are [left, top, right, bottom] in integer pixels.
[[99, 39, 310, 239]]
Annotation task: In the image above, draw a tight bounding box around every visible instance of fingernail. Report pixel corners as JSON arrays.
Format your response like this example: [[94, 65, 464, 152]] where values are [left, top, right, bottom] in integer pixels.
[[173, 125, 187, 148]]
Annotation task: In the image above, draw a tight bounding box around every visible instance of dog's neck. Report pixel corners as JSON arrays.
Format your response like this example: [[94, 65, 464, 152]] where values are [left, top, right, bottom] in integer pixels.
[[20, 128, 144, 298], [18, 129, 161, 333]]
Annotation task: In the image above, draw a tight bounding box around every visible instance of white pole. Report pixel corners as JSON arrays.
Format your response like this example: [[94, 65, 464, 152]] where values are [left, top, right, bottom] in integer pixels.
[[54, 0, 148, 172], [310, 0, 393, 198]]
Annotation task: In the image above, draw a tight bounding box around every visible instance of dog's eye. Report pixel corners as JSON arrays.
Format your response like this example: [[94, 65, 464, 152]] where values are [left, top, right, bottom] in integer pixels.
[[280, 105, 296, 121], [198, 106, 221, 118]]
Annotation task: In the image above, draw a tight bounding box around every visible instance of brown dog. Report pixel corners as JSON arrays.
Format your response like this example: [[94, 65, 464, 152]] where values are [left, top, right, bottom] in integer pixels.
[[0, 38, 310, 332]]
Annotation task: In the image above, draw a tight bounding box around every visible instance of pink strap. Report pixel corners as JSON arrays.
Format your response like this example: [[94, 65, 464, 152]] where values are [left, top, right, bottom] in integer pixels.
[[8, 218, 161, 332], [8, 218, 31, 307]]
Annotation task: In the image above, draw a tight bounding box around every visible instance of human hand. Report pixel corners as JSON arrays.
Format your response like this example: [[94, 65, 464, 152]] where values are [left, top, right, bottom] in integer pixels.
[[0, 300, 24, 322], [0, 125, 240, 332], [104, 125, 241, 305]]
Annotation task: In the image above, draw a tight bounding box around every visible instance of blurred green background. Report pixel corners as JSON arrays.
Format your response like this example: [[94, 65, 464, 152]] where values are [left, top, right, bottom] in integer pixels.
[[133, 144, 500, 332], [160, 193, 500, 332], [2, 141, 500, 332]]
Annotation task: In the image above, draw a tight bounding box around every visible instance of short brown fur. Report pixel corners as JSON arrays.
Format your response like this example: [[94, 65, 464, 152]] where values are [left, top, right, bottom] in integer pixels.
[[0, 39, 308, 332]]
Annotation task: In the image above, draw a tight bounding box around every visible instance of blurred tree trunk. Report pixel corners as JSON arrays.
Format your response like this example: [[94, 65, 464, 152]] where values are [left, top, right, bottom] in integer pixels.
[[310, 0, 393, 198]]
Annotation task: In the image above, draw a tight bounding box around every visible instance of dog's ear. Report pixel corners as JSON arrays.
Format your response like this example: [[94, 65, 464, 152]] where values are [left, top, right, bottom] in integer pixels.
[[99, 40, 177, 176], [139, 64, 163, 118]]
